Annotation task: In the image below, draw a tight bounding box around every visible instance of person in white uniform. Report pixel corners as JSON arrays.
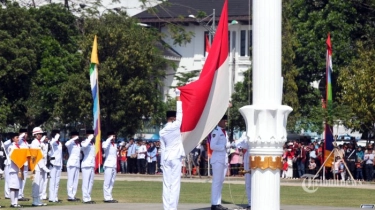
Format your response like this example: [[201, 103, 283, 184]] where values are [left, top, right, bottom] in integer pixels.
[[81, 129, 96, 204], [7, 132, 22, 208], [159, 89, 184, 210], [17, 128, 30, 201], [102, 131, 118, 203], [31, 127, 50, 206], [235, 132, 251, 210], [40, 132, 50, 201], [3, 134, 13, 199], [65, 131, 81, 202], [210, 115, 230, 210], [48, 130, 63, 203]]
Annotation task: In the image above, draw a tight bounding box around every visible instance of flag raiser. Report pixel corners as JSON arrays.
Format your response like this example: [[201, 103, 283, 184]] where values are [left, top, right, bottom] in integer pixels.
[[178, 0, 229, 154], [89, 35, 103, 172], [324, 33, 334, 167]]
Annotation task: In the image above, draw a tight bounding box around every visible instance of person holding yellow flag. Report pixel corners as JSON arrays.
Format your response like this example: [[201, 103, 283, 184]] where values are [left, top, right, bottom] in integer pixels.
[[7, 132, 22, 208], [31, 127, 50, 206]]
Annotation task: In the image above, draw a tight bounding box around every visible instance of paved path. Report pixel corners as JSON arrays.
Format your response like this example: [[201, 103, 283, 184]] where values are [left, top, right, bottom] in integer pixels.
[[24, 203, 362, 210]]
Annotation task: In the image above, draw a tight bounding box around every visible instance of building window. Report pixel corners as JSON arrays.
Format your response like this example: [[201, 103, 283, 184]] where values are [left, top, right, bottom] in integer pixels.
[[248, 30, 252, 57], [231, 31, 236, 52], [240, 30, 246, 56]]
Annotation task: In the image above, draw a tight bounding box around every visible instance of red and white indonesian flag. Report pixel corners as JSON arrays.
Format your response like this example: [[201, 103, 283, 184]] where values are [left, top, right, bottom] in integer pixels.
[[179, 0, 229, 154]]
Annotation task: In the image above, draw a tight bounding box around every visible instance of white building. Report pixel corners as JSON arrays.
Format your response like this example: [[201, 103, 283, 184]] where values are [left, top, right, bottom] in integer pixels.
[[135, 0, 252, 100]]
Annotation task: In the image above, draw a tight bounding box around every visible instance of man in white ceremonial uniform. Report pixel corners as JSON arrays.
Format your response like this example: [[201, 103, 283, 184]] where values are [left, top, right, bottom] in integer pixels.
[[7, 132, 22, 208], [31, 127, 50, 206], [48, 130, 63, 203], [210, 115, 230, 210], [3, 134, 13, 199], [235, 132, 251, 210], [17, 128, 30, 201], [102, 131, 118, 203], [65, 131, 81, 202], [81, 129, 96, 204], [40, 132, 50, 200], [159, 89, 184, 210]]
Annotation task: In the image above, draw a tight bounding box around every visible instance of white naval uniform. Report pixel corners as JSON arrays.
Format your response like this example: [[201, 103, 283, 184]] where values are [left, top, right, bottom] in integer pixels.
[[210, 126, 230, 206], [8, 143, 21, 206], [3, 139, 12, 198], [31, 138, 49, 205], [159, 101, 184, 210], [40, 140, 49, 200], [18, 136, 29, 199], [48, 136, 63, 202], [102, 137, 117, 201], [65, 137, 81, 200], [81, 136, 95, 202], [235, 132, 251, 207]]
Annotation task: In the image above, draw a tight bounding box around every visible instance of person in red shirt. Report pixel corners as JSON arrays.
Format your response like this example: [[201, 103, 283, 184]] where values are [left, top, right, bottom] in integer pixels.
[[281, 158, 288, 179]]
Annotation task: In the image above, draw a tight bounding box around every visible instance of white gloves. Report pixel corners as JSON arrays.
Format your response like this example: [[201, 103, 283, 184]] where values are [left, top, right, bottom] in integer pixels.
[[54, 134, 60, 141], [42, 165, 50, 173], [175, 89, 181, 97], [41, 136, 46, 142], [106, 136, 114, 142], [70, 136, 79, 141], [88, 134, 94, 141], [19, 133, 26, 139]]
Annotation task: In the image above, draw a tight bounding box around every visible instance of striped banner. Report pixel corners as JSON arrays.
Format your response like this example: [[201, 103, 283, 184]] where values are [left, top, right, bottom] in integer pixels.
[[89, 35, 103, 172]]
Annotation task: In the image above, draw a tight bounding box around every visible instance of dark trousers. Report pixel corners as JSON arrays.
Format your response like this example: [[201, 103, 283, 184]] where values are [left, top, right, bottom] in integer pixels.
[[356, 170, 363, 180], [365, 164, 373, 181], [148, 161, 156, 174], [137, 158, 146, 174], [231, 163, 240, 176], [127, 157, 137, 174]]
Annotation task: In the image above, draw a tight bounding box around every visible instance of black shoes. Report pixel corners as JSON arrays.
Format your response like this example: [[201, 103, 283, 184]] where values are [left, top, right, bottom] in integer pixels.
[[246, 206, 251, 210], [49, 200, 62, 203], [104, 200, 118, 203], [18, 197, 30, 201], [10, 204, 22, 208], [67, 198, 80, 202], [211, 204, 229, 210], [83, 201, 96, 204]]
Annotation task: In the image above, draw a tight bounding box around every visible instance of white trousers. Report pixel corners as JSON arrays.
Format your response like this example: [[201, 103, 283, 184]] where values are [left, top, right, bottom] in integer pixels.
[[67, 166, 79, 199], [41, 170, 48, 199], [4, 165, 9, 198], [18, 165, 28, 198], [49, 165, 61, 202], [103, 167, 116, 201], [32, 170, 44, 199], [82, 167, 94, 202], [162, 158, 181, 210], [211, 162, 227, 205]]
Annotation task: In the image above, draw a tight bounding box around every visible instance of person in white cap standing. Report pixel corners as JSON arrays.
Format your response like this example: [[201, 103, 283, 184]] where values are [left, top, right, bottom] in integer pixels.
[[65, 131, 81, 202], [102, 131, 118, 203], [31, 127, 50, 206], [48, 130, 63, 203], [7, 132, 22, 208], [3, 133, 13, 199], [81, 129, 96, 204]]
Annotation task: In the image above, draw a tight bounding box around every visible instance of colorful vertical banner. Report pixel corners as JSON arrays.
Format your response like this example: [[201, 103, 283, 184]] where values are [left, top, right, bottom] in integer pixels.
[[324, 33, 334, 167], [89, 35, 103, 172]]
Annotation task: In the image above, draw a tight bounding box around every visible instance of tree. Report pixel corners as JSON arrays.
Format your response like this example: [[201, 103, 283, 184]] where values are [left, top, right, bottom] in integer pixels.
[[338, 42, 375, 135], [56, 13, 169, 136]]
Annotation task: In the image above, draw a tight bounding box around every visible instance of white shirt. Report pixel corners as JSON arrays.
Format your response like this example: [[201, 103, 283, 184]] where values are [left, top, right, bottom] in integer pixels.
[[137, 145, 147, 159], [31, 138, 46, 171], [81, 137, 96, 168], [8, 142, 21, 173], [210, 126, 230, 165], [49, 137, 63, 167], [65, 137, 81, 168], [159, 101, 185, 162], [102, 137, 117, 168]]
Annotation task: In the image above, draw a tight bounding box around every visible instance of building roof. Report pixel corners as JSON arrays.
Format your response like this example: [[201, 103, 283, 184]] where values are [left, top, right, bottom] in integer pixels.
[[134, 0, 250, 24]]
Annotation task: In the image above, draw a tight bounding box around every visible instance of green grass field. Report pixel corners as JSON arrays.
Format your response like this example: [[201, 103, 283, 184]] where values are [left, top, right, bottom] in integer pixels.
[[0, 178, 373, 209]]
